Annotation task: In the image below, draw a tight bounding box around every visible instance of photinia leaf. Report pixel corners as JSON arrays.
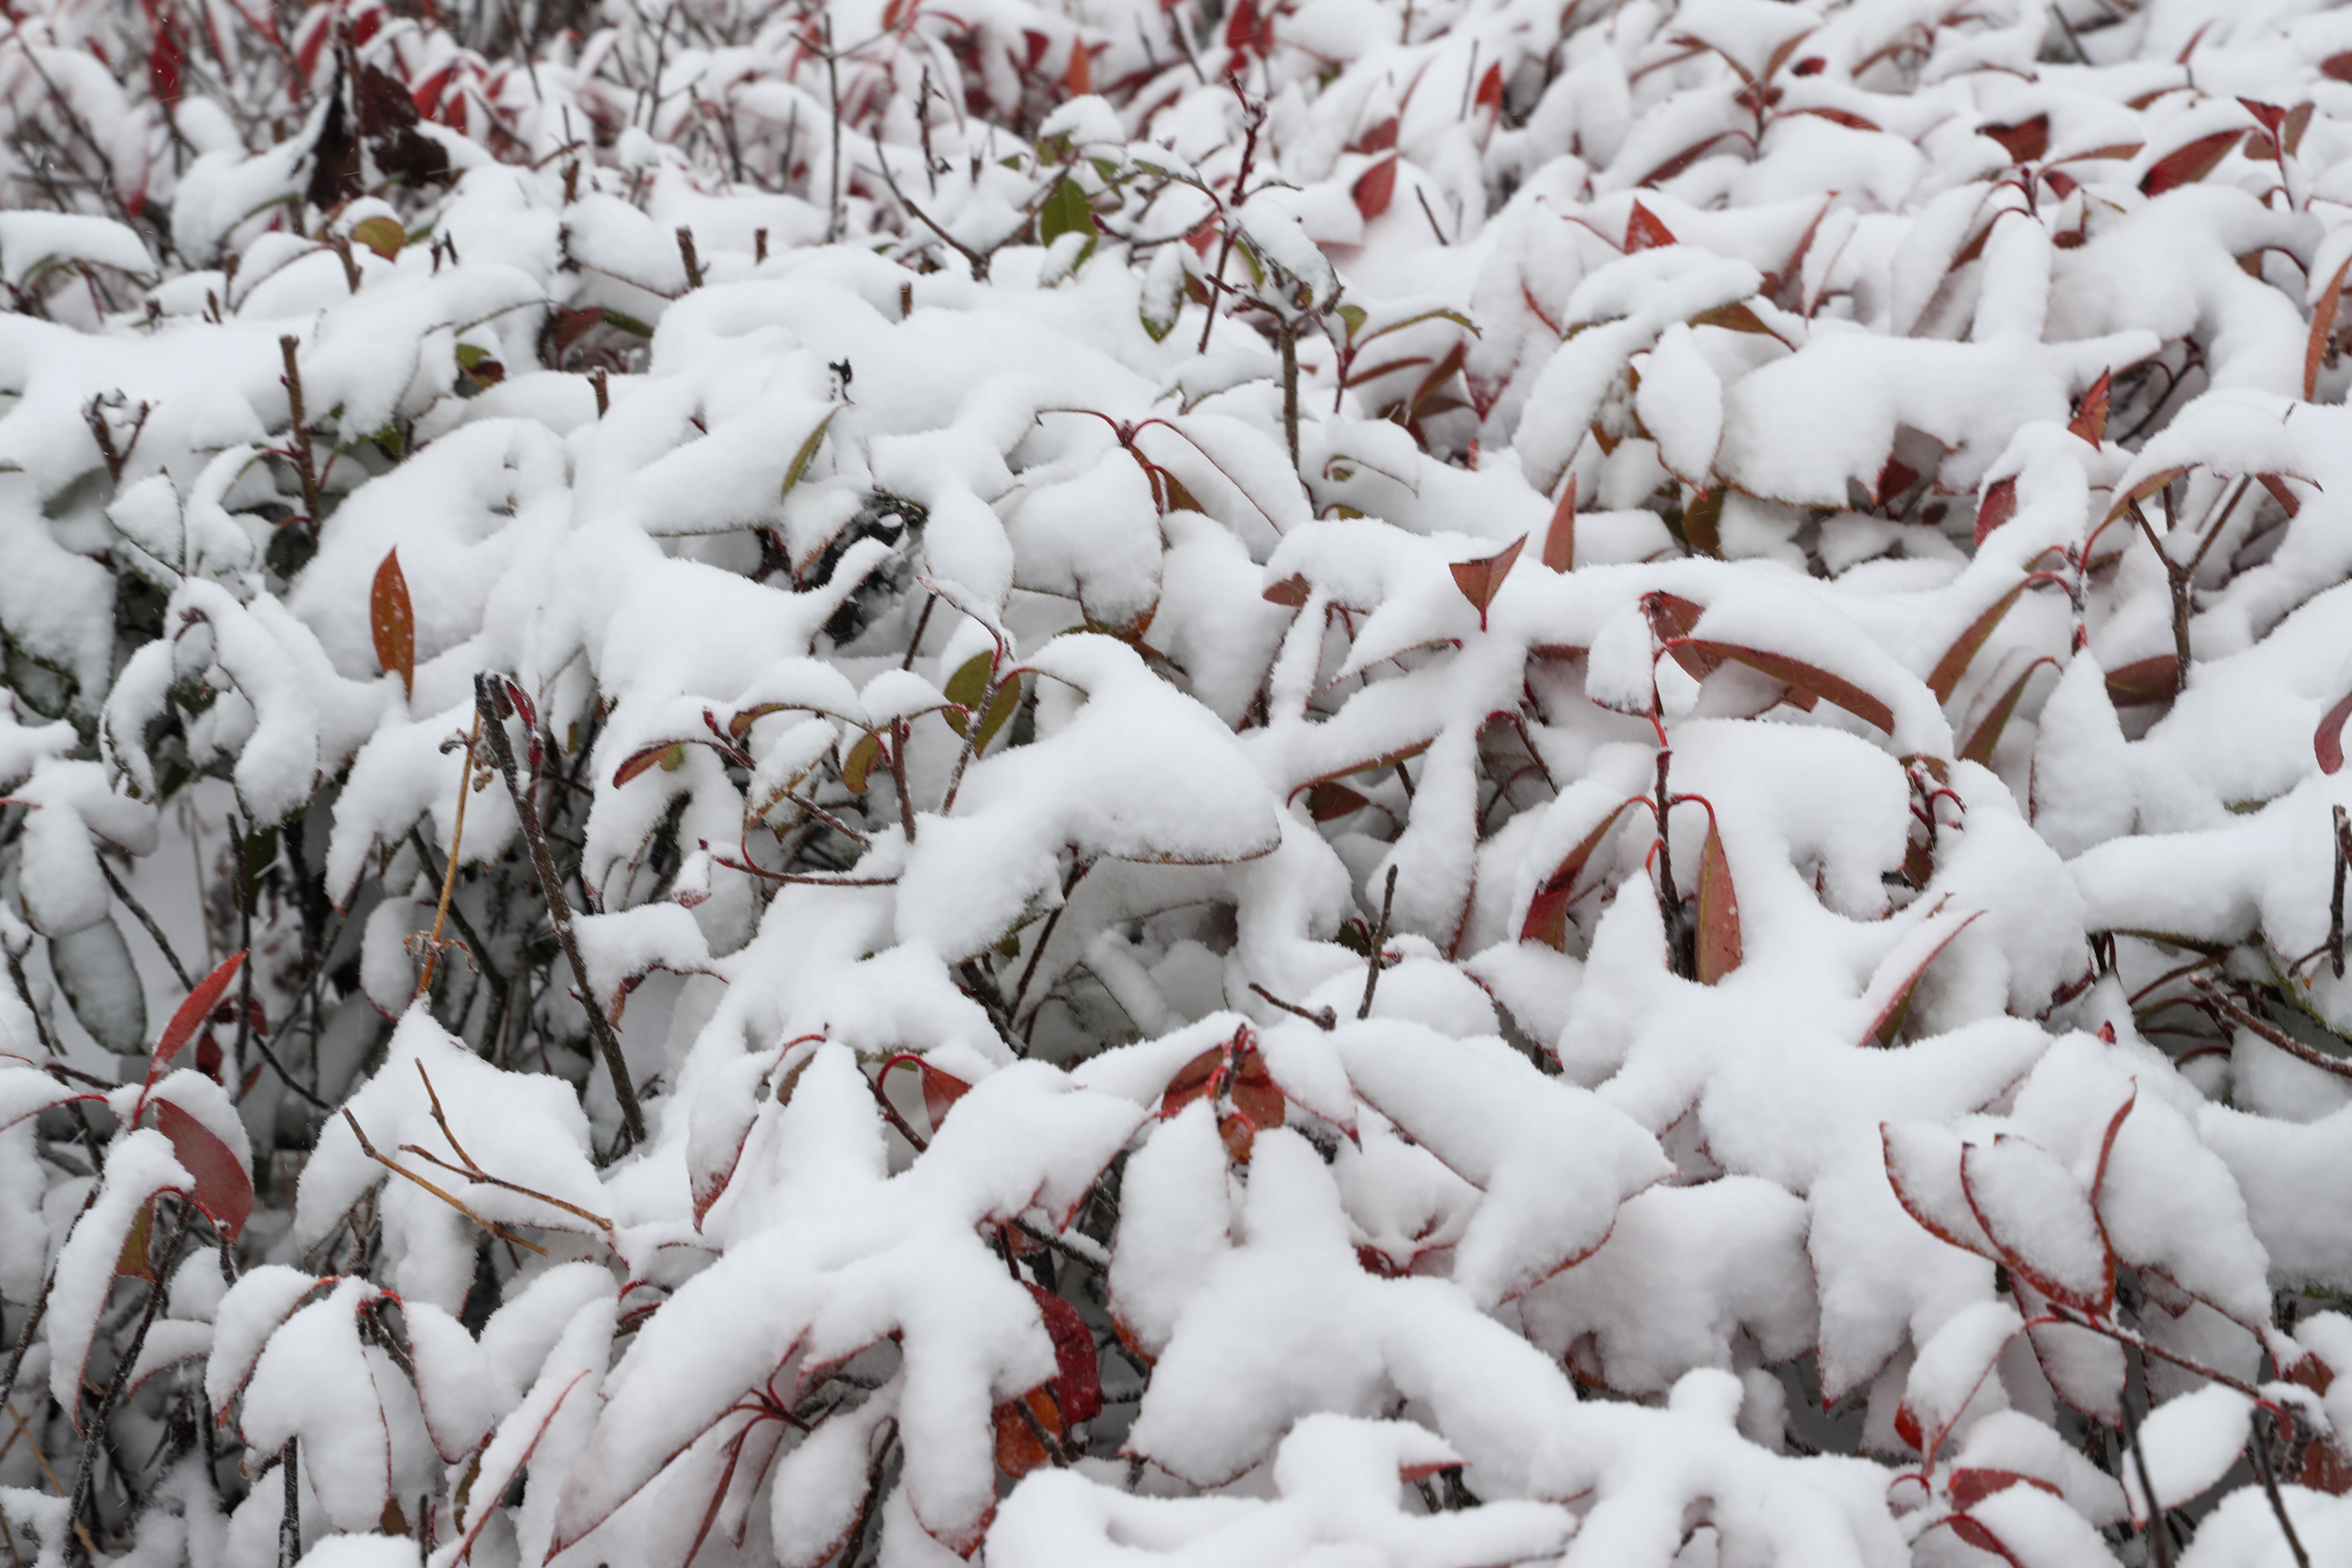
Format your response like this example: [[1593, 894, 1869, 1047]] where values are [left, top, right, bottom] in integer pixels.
[[1229, 1043, 1283, 1132], [2103, 465, 2193, 522], [116, 1201, 156, 1281], [1862, 911, 1983, 1046], [350, 215, 404, 259], [993, 1388, 1062, 1478], [2140, 130, 2242, 195], [2087, 1085, 2136, 1209], [613, 742, 689, 787], [1929, 582, 2030, 703], [1160, 1046, 1223, 1118], [881, 1052, 971, 1135], [1026, 1283, 1102, 1424], [1449, 535, 1526, 630], [1882, 1121, 1996, 1257], [1974, 475, 2018, 547], [1685, 642, 1896, 732], [1960, 659, 2053, 765], [2316, 684, 2352, 774], [1262, 573, 1311, 607], [780, 408, 840, 499], [371, 549, 415, 700], [1521, 799, 1637, 950], [1695, 815, 1741, 985], [1681, 487, 1726, 558], [1981, 115, 2049, 163], [1473, 60, 1504, 116], [1543, 475, 1577, 573], [1352, 156, 1397, 220], [155, 1098, 254, 1240], [1961, 1134, 2114, 1314], [143, 951, 245, 1102], [1625, 200, 1678, 252], [1038, 177, 1097, 247], [842, 732, 883, 793], [2258, 473, 2302, 517], [1948, 1469, 2063, 1510], [2307, 255, 2352, 401], [1306, 781, 1370, 821], [2066, 369, 2111, 447], [2103, 655, 2179, 707], [1645, 593, 1721, 681], [972, 677, 1022, 753]]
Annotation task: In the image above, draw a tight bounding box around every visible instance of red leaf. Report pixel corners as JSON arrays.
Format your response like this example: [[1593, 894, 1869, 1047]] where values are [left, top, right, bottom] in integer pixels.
[[1974, 475, 2018, 548], [2067, 369, 2111, 447], [1949, 1468, 2063, 1509], [2104, 655, 2179, 707], [1789, 106, 1880, 132], [1960, 659, 2053, 765], [2318, 685, 2352, 774], [2307, 254, 2352, 401], [1262, 573, 1312, 607], [1948, 1516, 2027, 1568], [1449, 535, 1526, 631], [1520, 800, 1637, 950], [993, 1390, 1061, 1477], [2239, 98, 2287, 134], [1542, 475, 1577, 572], [1350, 116, 1399, 154], [1861, 911, 1983, 1047], [1981, 115, 2049, 163], [1695, 816, 1740, 984], [1929, 581, 2029, 703], [371, 549, 415, 700], [144, 951, 245, 1100], [881, 1053, 970, 1135], [1161, 1046, 1224, 1117], [1961, 1135, 2115, 1314], [1473, 61, 1504, 116], [612, 741, 688, 787], [1352, 156, 1398, 220], [2326, 52, 2352, 82], [1229, 1043, 1283, 1132], [155, 1099, 254, 1241], [1684, 642, 1896, 732], [1644, 593, 1721, 681], [1624, 200, 1678, 252], [2259, 473, 2303, 518], [1306, 782, 1370, 821], [2140, 130, 2242, 196], [1026, 1284, 1103, 1424]]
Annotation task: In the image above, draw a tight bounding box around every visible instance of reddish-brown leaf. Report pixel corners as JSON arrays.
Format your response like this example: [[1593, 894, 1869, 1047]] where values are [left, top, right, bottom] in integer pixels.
[[2317, 685, 2352, 774], [1352, 156, 1398, 220], [1981, 115, 2049, 163], [1949, 1468, 2063, 1509], [1307, 781, 1370, 821], [144, 951, 245, 1098], [1521, 800, 1637, 949], [612, 741, 689, 788], [1262, 573, 1312, 607], [2104, 655, 2180, 707], [1230, 1044, 1284, 1132], [1960, 660, 2049, 765], [882, 1052, 970, 1135], [2102, 465, 2193, 523], [2287, 101, 2317, 155], [1862, 912, 1983, 1047], [1449, 534, 1526, 630], [1695, 817, 1741, 985], [2140, 130, 2242, 196], [1686, 642, 1896, 732], [1973, 476, 2018, 548], [1624, 200, 1678, 253], [371, 549, 415, 700], [1350, 116, 1399, 154], [2067, 369, 2111, 447], [1161, 1046, 1224, 1117], [993, 1390, 1062, 1478], [1688, 300, 1782, 338], [1948, 1515, 2028, 1568], [155, 1099, 254, 1241], [116, 1201, 156, 1281], [1542, 475, 1577, 573], [2325, 52, 2352, 82], [842, 732, 883, 793], [2307, 254, 2352, 401], [1790, 106, 1881, 132], [2258, 472, 2303, 517], [1026, 1283, 1103, 1424], [1643, 592, 1721, 681], [1929, 582, 2029, 703], [2087, 1086, 2136, 1208]]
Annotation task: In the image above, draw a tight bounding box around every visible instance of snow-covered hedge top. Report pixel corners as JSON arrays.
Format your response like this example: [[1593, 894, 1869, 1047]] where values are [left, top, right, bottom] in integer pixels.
[[3, 0, 2352, 1563]]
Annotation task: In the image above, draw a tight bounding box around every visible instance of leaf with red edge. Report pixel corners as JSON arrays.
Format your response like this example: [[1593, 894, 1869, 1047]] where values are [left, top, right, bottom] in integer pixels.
[[1026, 1284, 1103, 1424], [2317, 686, 2352, 774], [1981, 115, 2049, 163], [1960, 659, 2052, 765], [1352, 156, 1397, 220], [1643, 592, 1721, 681], [1542, 475, 1577, 572], [2307, 255, 2352, 401], [1307, 782, 1370, 822], [2104, 464, 2193, 522], [143, 951, 245, 1100], [2140, 130, 2242, 196], [1947, 1516, 2027, 1567], [1961, 1134, 2114, 1314], [993, 1389, 1062, 1477], [881, 1053, 970, 1136], [2258, 473, 2303, 518], [117, 1201, 156, 1281], [154, 1098, 254, 1241], [1521, 800, 1638, 950], [2067, 370, 2111, 447], [612, 741, 689, 787], [1861, 911, 1984, 1046], [1229, 1044, 1283, 1132], [2087, 1087, 2137, 1209], [1695, 816, 1741, 985], [1449, 535, 1526, 630], [1686, 642, 1896, 732], [372, 549, 415, 698], [1949, 1469, 2063, 1510], [2104, 655, 2179, 707], [1969, 477, 2019, 551], [1929, 582, 2029, 703], [1161, 1046, 1224, 1117], [1625, 201, 1678, 252], [1883, 1121, 1997, 1256]]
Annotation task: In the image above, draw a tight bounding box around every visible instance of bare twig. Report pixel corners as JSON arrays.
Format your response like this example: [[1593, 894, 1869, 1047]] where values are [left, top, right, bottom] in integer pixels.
[[2193, 982, 2352, 1081], [406, 1063, 614, 1234], [1359, 864, 1398, 1020], [417, 715, 484, 998], [341, 1110, 548, 1254], [2249, 1406, 2313, 1568]]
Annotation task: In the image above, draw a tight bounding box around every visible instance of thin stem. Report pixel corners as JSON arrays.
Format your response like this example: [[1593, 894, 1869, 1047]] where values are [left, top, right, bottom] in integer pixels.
[[2194, 982, 2352, 1081], [417, 714, 484, 998], [1359, 864, 1397, 1020], [2249, 1407, 2313, 1568], [66, 1203, 190, 1564], [277, 337, 322, 530], [98, 855, 192, 991], [474, 677, 647, 1147]]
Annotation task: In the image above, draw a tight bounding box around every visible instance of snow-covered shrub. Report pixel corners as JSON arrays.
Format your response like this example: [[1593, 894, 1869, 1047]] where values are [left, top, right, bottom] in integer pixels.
[[4, 0, 2352, 1562]]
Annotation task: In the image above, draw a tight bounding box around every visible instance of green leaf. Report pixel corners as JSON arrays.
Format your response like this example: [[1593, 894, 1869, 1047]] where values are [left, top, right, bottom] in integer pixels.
[[973, 677, 1022, 753], [1334, 303, 1368, 339], [1038, 178, 1098, 247], [843, 732, 884, 793], [781, 407, 841, 499], [943, 653, 993, 710]]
